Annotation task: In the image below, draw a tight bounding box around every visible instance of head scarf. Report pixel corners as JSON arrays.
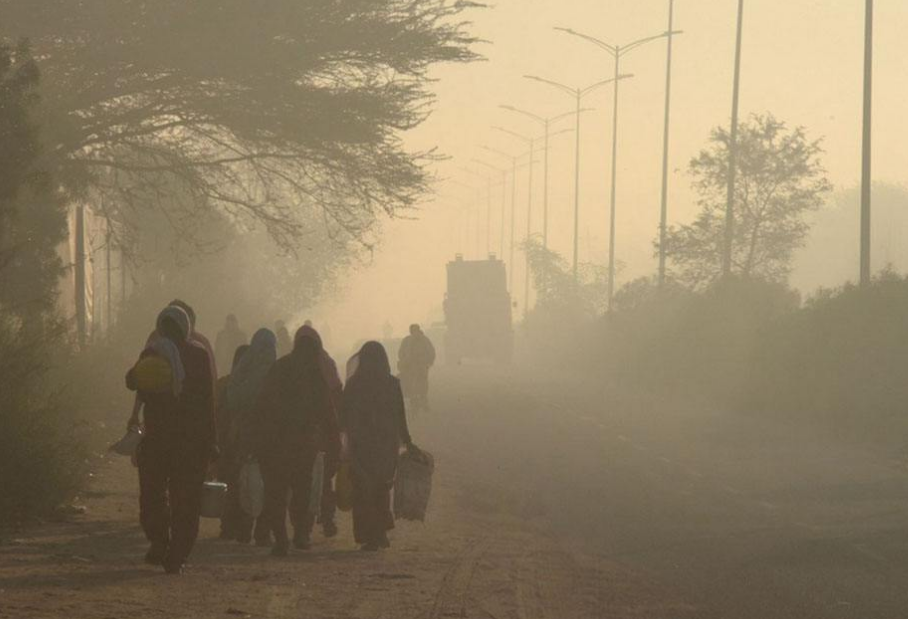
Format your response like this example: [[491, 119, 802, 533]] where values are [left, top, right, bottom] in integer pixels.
[[295, 325, 343, 393], [157, 305, 190, 341], [226, 328, 277, 416], [349, 341, 391, 385], [147, 305, 190, 395]]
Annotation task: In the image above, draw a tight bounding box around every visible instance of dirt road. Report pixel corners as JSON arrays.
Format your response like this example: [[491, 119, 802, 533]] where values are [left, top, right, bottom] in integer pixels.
[[6, 364, 906, 618], [434, 367, 908, 619], [0, 367, 695, 619]]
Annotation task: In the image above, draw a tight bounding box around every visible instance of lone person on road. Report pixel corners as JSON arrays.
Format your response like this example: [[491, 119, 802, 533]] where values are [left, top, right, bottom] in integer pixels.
[[398, 324, 436, 412]]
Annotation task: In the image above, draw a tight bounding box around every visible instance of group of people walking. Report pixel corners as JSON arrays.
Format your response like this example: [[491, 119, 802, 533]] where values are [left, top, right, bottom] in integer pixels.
[[126, 300, 425, 574]]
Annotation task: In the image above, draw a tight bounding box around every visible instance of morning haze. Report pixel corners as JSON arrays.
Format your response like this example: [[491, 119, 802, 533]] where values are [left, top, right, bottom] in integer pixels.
[[2, 2, 907, 618]]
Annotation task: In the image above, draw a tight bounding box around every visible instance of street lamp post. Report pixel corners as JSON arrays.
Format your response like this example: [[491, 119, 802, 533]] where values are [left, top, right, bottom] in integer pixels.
[[448, 178, 483, 257], [556, 26, 681, 310], [524, 75, 630, 280], [860, 0, 873, 285], [723, 0, 745, 278], [473, 159, 509, 259], [658, 0, 677, 288], [499, 105, 590, 250], [482, 146, 520, 291], [494, 127, 536, 318], [493, 126, 573, 317], [461, 166, 498, 255]]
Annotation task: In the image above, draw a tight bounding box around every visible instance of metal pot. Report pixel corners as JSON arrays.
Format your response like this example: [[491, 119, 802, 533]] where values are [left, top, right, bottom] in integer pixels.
[[200, 481, 228, 518]]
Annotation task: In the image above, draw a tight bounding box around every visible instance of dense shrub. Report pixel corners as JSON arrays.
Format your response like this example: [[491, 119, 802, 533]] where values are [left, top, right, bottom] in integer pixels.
[[0, 320, 86, 526], [745, 270, 908, 429], [600, 276, 799, 405]]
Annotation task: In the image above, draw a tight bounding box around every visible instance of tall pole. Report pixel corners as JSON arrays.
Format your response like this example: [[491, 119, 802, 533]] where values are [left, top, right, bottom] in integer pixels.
[[543, 119, 550, 249], [106, 224, 112, 336], [724, 0, 745, 278], [486, 176, 492, 255], [860, 0, 873, 286], [120, 249, 127, 307], [525, 139, 535, 318], [510, 156, 517, 291], [475, 200, 481, 257], [658, 0, 676, 288], [607, 50, 621, 312], [500, 171, 507, 258], [573, 89, 582, 280], [74, 205, 87, 348]]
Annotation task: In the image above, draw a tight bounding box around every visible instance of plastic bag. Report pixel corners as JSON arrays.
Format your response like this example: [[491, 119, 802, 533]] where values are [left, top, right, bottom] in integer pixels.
[[238, 459, 264, 518], [394, 449, 434, 522], [109, 427, 143, 457], [309, 452, 325, 517], [335, 461, 354, 512]]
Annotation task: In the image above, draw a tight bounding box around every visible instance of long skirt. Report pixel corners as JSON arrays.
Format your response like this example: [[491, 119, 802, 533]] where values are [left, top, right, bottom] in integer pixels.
[[261, 449, 316, 544], [351, 470, 394, 545]]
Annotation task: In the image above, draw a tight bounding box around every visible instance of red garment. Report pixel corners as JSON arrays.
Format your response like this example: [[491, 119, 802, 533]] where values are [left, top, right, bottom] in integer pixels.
[[147, 328, 218, 385]]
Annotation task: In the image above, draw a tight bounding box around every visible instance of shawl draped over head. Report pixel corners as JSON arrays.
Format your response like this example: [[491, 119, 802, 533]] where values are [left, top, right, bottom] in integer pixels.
[[294, 325, 343, 393], [350, 341, 392, 384], [147, 305, 190, 395], [342, 341, 408, 486], [226, 328, 277, 419]]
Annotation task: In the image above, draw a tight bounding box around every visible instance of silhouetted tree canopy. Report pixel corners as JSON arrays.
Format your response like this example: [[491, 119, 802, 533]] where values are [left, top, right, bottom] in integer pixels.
[[0, 0, 483, 252], [0, 40, 67, 319], [662, 113, 832, 288]]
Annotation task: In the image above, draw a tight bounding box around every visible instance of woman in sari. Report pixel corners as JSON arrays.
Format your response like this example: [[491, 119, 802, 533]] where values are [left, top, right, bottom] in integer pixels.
[[340, 341, 419, 551]]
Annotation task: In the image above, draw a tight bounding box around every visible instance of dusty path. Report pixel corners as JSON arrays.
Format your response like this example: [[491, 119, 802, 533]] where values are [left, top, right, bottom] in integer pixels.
[[0, 368, 695, 619], [433, 366, 908, 619]]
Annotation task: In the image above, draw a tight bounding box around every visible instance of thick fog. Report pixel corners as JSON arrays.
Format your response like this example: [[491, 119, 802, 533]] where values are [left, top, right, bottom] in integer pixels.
[[5, 2, 908, 617], [324, 0, 908, 349]]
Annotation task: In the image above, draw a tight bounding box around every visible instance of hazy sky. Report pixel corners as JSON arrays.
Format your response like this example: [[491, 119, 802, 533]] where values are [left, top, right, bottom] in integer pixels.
[[317, 1, 908, 351]]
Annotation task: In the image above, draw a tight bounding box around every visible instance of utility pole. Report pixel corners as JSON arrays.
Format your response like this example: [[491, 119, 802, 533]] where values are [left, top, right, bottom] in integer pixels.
[[74, 205, 87, 348], [106, 223, 112, 336], [723, 0, 745, 278], [860, 0, 873, 286], [658, 0, 677, 288]]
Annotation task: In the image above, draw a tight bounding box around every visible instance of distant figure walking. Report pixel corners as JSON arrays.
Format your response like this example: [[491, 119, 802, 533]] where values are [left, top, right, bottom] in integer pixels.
[[398, 324, 436, 412], [253, 336, 339, 556], [222, 328, 277, 545], [342, 342, 419, 551], [274, 320, 292, 358], [215, 314, 248, 378], [126, 305, 217, 574]]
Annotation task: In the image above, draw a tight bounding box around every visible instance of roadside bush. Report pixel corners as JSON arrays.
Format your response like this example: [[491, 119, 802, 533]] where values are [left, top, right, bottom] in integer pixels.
[[600, 276, 799, 406], [0, 319, 86, 527], [745, 270, 908, 431]]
